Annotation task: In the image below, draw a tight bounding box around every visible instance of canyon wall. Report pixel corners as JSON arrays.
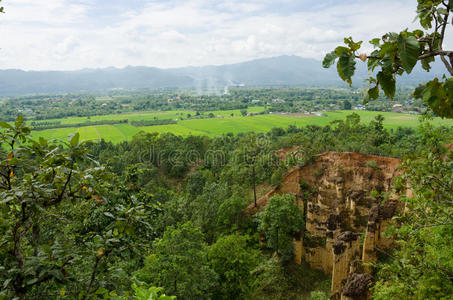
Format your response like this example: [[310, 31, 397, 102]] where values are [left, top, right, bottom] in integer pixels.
[[249, 152, 404, 300]]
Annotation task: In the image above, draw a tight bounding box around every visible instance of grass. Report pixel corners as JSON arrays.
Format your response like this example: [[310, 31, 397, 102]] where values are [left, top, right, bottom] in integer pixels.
[[26, 110, 453, 143], [37, 106, 266, 126]]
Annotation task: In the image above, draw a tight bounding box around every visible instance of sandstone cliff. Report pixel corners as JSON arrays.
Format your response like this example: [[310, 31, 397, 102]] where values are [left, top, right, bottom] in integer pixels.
[[249, 152, 404, 300]]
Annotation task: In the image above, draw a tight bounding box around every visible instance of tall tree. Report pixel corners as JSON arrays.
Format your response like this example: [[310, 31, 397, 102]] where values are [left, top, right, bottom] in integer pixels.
[[258, 194, 304, 261], [135, 222, 217, 299], [207, 234, 261, 299]]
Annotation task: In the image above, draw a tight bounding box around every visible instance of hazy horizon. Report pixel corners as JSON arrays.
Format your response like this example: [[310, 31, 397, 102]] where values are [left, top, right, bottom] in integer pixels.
[[0, 0, 436, 71]]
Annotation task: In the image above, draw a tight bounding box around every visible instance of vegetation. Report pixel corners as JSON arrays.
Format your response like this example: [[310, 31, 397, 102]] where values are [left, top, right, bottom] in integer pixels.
[[325, 1, 453, 299], [258, 195, 304, 260], [26, 110, 453, 143], [1, 1, 452, 299], [2, 109, 442, 298], [323, 0, 453, 118], [373, 123, 453, 299]]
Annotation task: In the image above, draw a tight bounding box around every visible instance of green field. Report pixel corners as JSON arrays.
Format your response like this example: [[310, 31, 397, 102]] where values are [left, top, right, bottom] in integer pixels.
[[29, 110, 453, 143], [38, 106, 266, 126]]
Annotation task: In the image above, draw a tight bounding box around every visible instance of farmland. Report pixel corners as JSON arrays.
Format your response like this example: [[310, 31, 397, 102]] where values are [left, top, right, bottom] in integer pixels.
[[29, 109, 453, 143]]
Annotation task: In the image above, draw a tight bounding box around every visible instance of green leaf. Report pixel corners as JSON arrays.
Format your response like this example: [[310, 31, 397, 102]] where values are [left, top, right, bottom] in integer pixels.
[[370, 38, 381, 47], [420, 78, 453, 118], [344, 37, 362, 51], [69, 132, 80, 147], [398, 34, 421, 73], [104, 212, 114, 218], [413, 83, 426, 99], [367, 50, 381, 72], [368, 85, 380, 100], [334, 46, 349, 56], [322, 51, 338, 68], [0, 121, 13, 130], [337, 52, 356, 86], [39, 137, 48, 146], [377, 71, 396, 99], [421, 56, 435, 71], [14, 115, 24, 127]]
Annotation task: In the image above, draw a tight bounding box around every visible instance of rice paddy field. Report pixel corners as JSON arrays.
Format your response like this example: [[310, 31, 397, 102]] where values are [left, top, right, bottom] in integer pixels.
[[29, 109, 453, 143]]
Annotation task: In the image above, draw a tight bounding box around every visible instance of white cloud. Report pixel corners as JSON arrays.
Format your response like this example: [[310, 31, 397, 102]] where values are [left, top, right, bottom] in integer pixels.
[[0, 0, 443, 70]]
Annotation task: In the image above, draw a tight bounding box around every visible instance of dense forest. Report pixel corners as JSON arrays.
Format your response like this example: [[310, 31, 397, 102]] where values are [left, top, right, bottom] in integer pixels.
[[1, 112, 452, 299]]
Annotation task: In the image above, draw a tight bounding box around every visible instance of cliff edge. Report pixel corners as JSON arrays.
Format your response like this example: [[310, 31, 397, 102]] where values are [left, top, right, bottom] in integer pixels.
[[249, 151, 405, 300]]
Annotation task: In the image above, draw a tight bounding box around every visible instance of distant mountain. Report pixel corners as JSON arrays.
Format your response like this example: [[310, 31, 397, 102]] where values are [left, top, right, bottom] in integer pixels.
[[0, 55, 448, 96]]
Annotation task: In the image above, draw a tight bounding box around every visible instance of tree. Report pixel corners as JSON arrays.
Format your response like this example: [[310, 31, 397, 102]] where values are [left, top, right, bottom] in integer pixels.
[[323, 0, 453, 118], [134, 222, 217, 299], [217, 190, 253, 233], [0, 117, 157, 298], [343, 100, 352, 110], [258, 194, 304, 260], [372, 123, 453, 299], [207, 234, 261, 299]]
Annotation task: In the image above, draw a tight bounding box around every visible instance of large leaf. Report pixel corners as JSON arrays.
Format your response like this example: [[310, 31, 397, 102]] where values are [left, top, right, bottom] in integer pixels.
[[69, 132, 80, 147], [368, 85, 380, 100], [377, 71, 396, 99], [419, 78, 453, 118], [322, 51, 338, 68], [367, 50, 381, 72], [398, 35, 421, 73], [421, 56, 435, 71], [334, 46, 349, 56], [337, 52, 356, 86], [0, 121, 13, 130]]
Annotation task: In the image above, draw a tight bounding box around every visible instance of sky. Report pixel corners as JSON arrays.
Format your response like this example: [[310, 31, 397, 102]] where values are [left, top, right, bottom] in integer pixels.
[[0, 0, 424, 70]]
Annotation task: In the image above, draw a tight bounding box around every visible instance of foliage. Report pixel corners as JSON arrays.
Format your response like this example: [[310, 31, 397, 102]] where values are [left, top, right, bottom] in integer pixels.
[[251, 258, 330, 300], [216, 190, 253, 233], [373, 123, 453, 299], [343, 100, 352, 110], [207, 234, 261, 299], [2, 108, 452, 298], [0, 116, 159, 299], [309, 291, 329, 300], [323, 0, 453, 118], [126, 284, 176, 300], [258, 194, 304, 260], [134, 222, 217, 299], [365, 160, 380, 169]]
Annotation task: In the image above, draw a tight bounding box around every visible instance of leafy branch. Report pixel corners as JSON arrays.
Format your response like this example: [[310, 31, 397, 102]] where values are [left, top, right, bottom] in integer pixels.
[[323, 0, 453, 118]]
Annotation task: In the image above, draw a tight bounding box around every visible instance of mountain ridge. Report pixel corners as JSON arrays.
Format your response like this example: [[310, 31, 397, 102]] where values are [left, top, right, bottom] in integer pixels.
[[0, 55, 446, 96]]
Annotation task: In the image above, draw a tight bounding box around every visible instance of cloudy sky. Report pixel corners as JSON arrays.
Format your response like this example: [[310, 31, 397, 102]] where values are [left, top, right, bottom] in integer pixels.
[[0, 0, 421, 70]]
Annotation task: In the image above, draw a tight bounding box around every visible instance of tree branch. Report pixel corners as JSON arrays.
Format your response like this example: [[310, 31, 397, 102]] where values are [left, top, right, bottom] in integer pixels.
[[81, 256, 101, 300]]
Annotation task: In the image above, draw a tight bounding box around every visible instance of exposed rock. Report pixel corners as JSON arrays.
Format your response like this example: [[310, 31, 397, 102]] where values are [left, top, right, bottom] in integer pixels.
[[337, 231, 359, 243], [342, 273, 373, 300], [379, 201, 397, 220], [333, 241, 346, 255], [327, 214, 339, 230], [248, 151, 403, 299]]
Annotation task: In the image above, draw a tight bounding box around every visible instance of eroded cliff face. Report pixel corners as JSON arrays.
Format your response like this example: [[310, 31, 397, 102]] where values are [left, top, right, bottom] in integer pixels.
[[249, 152, 404, 300]]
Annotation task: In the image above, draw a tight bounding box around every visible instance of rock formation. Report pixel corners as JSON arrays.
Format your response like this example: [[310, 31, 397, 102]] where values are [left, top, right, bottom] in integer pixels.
[[248, 151, 404, 299]]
